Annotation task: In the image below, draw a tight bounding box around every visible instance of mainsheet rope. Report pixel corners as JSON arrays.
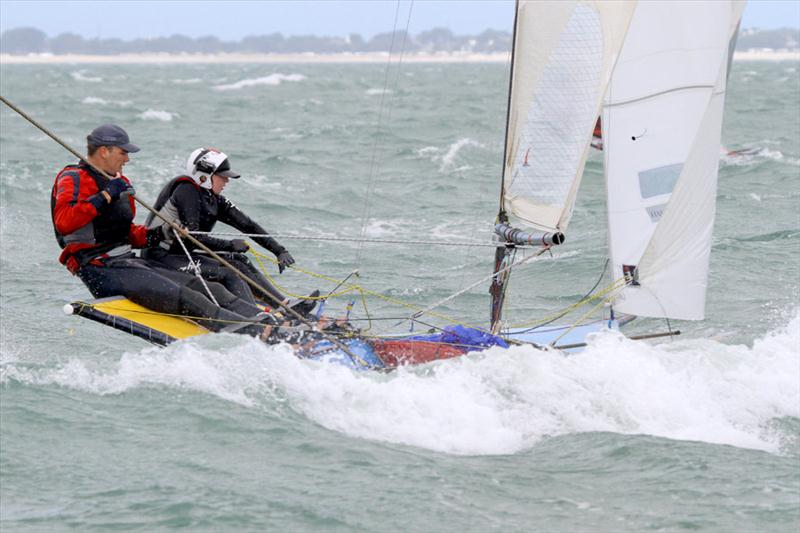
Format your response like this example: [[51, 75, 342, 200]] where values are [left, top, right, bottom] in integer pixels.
[[173, 229, 219, 306]]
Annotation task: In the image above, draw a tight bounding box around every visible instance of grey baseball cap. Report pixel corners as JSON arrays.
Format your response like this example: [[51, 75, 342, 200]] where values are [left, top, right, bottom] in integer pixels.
[[87, 124, 140, 153]]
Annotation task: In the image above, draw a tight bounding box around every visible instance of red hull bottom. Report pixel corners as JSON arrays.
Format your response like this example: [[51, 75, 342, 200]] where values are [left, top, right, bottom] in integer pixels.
[[371, 339, 466, 367]]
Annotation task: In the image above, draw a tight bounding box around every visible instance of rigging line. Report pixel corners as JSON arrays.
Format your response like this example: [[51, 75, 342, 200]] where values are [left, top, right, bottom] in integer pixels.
[[511, 257, 610, 334], [355, 0, 405, 267], [172, 228, 219, 306], [457, 206, 488, 294], [549, 285, 627, 346], [636, 282, 675, 338], [249, 247, 482, 332], [189, 230, 512, 248], [248, 250, 375, 333], [248, 245, 563, 336], [508, 275, 628, 331], [354, 1, 414, 267], [395, 246, 551, 328]]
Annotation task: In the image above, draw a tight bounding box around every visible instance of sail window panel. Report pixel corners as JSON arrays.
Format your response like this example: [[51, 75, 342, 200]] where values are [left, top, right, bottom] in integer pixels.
[[605, 61, 715, 303], [506, 4, 603, 229], [638, 163, 683, 199]]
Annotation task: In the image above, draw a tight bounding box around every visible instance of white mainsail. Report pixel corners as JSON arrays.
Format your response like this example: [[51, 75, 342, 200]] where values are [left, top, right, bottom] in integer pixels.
[[502, 0, 635, 233], [603, 1, 746, 319]]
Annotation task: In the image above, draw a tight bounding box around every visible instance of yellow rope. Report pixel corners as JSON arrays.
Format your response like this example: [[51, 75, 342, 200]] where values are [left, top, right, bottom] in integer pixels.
[[507, 276, 629, 329], [249, 250, 376, 331], [249, 248, 487, 332], [248, 249, 631, 340], [548, 280, 628, 345]]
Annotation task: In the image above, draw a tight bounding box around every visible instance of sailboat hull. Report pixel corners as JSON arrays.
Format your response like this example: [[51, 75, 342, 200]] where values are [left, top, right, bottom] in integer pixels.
[[505, 318, 629, 353], [67, 298, 630, 369]]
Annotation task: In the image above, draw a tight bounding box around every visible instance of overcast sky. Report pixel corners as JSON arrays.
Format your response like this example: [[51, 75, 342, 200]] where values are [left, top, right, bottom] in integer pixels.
[[1, 0, 797, 40]]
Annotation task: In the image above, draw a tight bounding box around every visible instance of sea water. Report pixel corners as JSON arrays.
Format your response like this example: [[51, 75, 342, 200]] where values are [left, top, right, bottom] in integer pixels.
[[0, 60, 798, 531]]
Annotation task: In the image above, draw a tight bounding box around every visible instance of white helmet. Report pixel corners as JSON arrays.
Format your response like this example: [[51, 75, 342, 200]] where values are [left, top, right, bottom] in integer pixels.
[[185, 147, 240, 189]]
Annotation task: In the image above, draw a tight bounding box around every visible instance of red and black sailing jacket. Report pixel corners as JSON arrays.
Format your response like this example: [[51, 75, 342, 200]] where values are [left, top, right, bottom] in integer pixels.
[[51, 162, 148, 273]]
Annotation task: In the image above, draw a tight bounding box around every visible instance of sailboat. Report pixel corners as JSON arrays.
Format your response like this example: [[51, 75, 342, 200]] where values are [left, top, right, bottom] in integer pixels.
[[64, 0, 745, 369]]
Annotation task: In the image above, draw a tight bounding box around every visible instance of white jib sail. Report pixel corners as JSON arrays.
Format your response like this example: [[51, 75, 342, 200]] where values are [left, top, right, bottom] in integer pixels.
[[604, 1, 746, 320], [502, 0, 635, 233]]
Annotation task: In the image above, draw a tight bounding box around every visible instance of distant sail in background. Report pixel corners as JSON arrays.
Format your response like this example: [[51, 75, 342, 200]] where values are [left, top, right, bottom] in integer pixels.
[[604, 0, 746, 320]]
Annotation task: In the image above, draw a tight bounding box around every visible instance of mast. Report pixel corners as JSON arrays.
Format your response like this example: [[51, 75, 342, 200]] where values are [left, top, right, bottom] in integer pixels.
[[489, 0, 521, 333], [497, 0, 520, 223]]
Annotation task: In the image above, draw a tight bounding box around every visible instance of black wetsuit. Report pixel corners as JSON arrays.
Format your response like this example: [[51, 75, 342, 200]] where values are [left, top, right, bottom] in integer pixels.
[[144, 176, 288, 306]]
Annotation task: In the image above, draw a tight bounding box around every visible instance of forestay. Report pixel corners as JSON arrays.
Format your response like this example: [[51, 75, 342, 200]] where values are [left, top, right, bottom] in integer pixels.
[[502, 0, 635, 233], [603, 0, 745, 320]]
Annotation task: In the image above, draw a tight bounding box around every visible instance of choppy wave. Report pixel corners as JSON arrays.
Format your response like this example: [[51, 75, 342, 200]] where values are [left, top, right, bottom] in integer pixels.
[[70, 70, 102, 83], [362, 219, 404, 238], [735, 229, 798, 242], [172, 78, 202, 84], [138, 109, 178, 121], [720, 146, 799, 167], [3, 311, 797, 457], [417, 138, 485, 173], [81, 96, 132, 107], [365, 88, 392, 96], [212, 73, 306, 91]]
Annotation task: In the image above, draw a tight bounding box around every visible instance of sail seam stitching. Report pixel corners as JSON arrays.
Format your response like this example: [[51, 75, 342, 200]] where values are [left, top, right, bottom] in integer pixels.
[[605, 84, 715, 108]]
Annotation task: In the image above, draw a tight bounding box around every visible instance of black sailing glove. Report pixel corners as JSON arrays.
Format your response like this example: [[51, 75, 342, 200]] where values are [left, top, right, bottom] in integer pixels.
[[106, 178, 134, 201], [277, 251, 295, 274], [146, 226, 166, 247], [87, 178, 135, 211], [229, 239, 250, 253]]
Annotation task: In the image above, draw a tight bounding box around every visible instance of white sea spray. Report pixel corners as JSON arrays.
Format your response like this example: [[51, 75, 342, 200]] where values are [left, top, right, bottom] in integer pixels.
[[416, 138, 485, 172], [212, 73, 306, 91], [138, 109, 178, 121], [71, 70, 102, 82], [4, 312, 797, 456]]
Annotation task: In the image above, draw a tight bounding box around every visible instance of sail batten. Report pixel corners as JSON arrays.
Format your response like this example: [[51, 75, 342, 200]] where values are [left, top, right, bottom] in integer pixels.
[[605, 84, 716, 108]]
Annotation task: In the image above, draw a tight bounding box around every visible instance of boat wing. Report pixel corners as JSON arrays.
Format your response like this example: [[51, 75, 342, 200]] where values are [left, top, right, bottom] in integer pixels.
[[67, 296, 209, 346]]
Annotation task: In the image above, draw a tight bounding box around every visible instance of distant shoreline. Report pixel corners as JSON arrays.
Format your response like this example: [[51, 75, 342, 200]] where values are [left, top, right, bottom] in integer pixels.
[[0, 52, 511, 64], [1, 50, 798, 64]]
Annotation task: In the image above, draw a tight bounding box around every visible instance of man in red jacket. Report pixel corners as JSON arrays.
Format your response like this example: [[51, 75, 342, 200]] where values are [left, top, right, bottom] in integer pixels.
[[51, 124, 268, 334]]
